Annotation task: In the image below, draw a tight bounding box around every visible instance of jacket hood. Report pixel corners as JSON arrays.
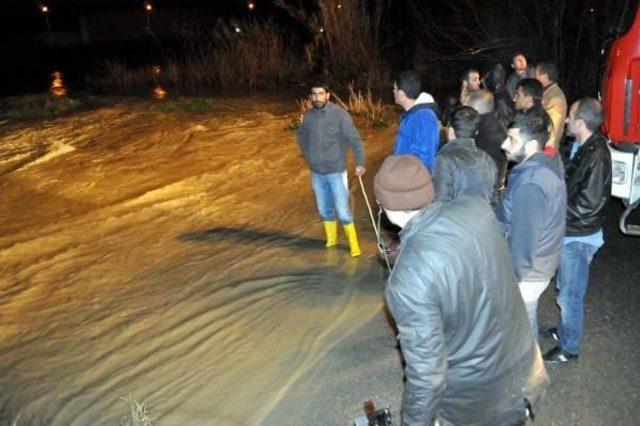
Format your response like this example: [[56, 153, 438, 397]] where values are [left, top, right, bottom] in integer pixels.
[[404, 92, 440, 119], [415, 92, 435, 105]]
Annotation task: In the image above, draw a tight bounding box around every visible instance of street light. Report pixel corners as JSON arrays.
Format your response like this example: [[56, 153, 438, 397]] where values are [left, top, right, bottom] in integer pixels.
[[248, 2, 255, 10], [39, 4, 52, 42], [144, 2, 153, 29]]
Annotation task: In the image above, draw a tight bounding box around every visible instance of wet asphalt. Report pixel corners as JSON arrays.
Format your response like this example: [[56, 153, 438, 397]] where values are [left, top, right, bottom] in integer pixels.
[[534, 200, 640, 425], [265, 199, 640, 425]]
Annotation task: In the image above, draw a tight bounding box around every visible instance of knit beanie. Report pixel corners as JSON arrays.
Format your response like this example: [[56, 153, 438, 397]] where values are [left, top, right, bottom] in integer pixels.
[[374, 155, 435, 211]]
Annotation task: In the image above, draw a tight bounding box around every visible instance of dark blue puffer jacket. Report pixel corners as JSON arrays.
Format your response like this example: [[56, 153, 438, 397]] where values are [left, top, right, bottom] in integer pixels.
[[497, 152, 567, 281]]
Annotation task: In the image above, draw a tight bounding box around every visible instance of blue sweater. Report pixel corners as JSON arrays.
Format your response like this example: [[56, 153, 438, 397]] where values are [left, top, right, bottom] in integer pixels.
[[394, 104, 440, 172]]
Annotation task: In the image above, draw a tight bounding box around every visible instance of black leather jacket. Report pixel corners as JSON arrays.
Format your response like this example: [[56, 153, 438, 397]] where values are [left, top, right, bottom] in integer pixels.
[[385, 197, 549, 425], [563, 132, 612, 236]]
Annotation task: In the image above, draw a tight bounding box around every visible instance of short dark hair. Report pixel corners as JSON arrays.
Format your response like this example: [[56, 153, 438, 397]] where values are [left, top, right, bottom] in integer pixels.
[[462, 68, 480, 82], [448, 106, 480, 138], [483, 63, 507, 93], [395, 70, 421, 99], [574, 97, 604, 132], [467, 89, 494, 115], [515, 78, 543, 104], [510, 109, 551, 150], [310, 80, 330, 93], [512, 52, 527, 62], [535, 62, 559, 82]]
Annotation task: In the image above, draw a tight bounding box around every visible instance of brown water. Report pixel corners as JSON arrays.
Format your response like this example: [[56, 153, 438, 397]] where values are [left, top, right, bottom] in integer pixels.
[[0, 98, 396, 425]]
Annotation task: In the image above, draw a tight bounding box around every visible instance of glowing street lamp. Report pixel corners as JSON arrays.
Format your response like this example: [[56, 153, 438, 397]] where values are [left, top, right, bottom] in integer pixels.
[[337, 3, 342, 10], [144, 2, 153, 29], [39, 4, 52, 42], [248, 2, 255, 10]]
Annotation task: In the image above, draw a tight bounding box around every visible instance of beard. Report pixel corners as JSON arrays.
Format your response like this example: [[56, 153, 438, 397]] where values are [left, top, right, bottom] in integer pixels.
[[313, 100, 328, 109], [506, 144, 527, 163]]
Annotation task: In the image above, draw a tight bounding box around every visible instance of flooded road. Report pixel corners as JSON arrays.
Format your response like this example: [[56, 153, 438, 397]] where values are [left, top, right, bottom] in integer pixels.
[[0, 98, 398, 425]]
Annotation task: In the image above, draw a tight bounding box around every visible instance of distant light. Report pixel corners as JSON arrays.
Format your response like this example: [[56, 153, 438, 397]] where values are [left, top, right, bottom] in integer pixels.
[[145, 3, 153, 12], [235, 26, 241, 33], [152, 65, 162, 76], [319, 27, 324, 33], [337, 3, 342, 9], [41, 5, 49, 13], [153, 85, 167, 100], [50, 71, 67, 97], [590, 7, 595, 12], [248, 2, 255, 10]]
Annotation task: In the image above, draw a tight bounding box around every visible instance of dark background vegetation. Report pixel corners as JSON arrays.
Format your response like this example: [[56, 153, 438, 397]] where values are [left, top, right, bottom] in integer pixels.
[[1, 0, 638, 105]]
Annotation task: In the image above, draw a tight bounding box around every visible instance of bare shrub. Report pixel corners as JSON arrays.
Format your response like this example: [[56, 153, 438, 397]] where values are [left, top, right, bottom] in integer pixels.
[[275, 0, 391, 87], [89, 18, 304, 91]]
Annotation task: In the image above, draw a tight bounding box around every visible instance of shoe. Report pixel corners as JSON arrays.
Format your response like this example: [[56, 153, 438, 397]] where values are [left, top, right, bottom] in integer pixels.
[[539, 327, 559, 342], [323, 221, 338, 248], [543, 346, 578, 363], [342, 223, 361, 257]]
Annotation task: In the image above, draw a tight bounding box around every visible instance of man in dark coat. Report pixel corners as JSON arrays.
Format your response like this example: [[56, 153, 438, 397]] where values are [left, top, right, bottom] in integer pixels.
[[466, 89, 509, 190], [374, 155, 549, 425], [543, 98, 612, 363], [432, 106, 497, 203]]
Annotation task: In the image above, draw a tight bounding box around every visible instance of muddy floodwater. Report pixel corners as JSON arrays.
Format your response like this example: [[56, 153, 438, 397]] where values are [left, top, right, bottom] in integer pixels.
[[3, 96, 640, 426], [0, 98, 401, 425]]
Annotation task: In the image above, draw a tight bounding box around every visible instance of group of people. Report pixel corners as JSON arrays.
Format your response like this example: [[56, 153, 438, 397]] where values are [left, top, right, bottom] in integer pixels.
[[295, 51, 612, 425]]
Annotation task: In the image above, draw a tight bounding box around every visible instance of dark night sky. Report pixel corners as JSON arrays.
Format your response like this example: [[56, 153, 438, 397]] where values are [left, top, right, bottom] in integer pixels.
[[1, 0, 637, 98]]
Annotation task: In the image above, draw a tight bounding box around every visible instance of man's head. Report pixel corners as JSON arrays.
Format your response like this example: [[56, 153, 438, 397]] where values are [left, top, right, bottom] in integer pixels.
[[447, 106, 480, 141], [534, 62, 559, 88], [566, 97, 604, 141], [502, 110, 550, 163], [310, 81, 331, 109], [463, 68, 482, 91], [374, 155, 435, 228], [393, 71, 421, 108], [466, 89, 494, 115], [483, 63, 507, 93], [511, 52, 528, 74], [514, 78, 543, 111]]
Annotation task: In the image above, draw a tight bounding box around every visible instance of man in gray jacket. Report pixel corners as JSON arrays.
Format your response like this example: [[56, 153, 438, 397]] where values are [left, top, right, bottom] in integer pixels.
[[497, 110, 567, 338], [297, 81, 365, 257], [432, 106, 497, 203], [374, 155, 548, 425]]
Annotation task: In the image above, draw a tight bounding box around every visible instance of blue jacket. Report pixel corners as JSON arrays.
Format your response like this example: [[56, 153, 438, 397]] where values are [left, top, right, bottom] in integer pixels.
[[394, 104, 440, 172], [497, 152, 567, 282]]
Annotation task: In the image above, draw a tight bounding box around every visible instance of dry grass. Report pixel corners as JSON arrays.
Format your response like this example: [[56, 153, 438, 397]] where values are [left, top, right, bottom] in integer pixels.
[[289, 86, 387, 130], [89, 18, 304, 91], [120, 396, 156, 426], [345, 84, 385, 125]]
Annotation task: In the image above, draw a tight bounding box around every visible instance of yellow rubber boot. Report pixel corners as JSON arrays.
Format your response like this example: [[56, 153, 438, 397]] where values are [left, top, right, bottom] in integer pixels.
[[343, 223, 361, 257], [323, 220, 338, 248]]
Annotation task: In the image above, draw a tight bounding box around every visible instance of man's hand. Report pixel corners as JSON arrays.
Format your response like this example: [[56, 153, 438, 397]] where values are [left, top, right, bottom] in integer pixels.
[[355, 166, 366, 177]]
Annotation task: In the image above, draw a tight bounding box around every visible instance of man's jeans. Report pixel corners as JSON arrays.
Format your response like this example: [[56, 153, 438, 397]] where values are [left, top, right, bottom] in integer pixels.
[[311, 171, 353, 224], [556, 241, 600, 355], [518, 280, 551, 339]]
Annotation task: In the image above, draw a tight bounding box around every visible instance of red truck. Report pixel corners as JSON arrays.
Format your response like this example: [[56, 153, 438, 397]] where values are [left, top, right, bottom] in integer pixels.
[[602, 1, 640, 235]]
